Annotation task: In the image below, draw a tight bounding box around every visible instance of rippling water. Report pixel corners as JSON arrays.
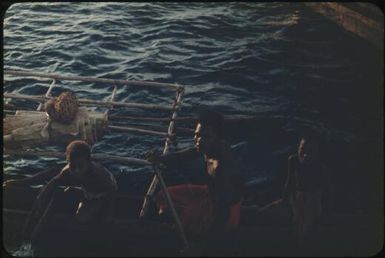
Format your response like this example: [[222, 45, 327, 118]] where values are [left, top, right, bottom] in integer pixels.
[[3, 3, 383, 211]]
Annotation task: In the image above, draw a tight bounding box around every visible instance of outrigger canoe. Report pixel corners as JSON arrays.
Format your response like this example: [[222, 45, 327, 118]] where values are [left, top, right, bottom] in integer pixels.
[[3, 184, 182, 257], [3, 69, 375, 256], [3, 179, 373, 257]]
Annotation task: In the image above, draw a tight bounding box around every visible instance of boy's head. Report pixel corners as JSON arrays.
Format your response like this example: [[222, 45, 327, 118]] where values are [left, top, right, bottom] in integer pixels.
[[66, 140, 91, 177]]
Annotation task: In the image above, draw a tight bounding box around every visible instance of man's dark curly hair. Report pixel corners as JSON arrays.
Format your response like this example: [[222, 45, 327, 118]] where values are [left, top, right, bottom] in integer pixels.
[[197, 109, 225, 139], [66, 140, 91, 161]]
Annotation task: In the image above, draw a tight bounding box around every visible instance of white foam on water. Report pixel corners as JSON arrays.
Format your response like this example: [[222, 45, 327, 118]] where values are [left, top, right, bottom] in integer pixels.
[[12, 243, 34, 257]]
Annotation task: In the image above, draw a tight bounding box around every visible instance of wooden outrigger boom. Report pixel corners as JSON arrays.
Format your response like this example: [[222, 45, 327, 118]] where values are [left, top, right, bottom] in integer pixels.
[[140, 89, 184, 218], [139, 87, 188, 246], [4, 69, 181, 90], [3, 69, 190, 250], [4, 149, 151, 166], [4, 93, 175, 111], [4, 69, 184, 142]]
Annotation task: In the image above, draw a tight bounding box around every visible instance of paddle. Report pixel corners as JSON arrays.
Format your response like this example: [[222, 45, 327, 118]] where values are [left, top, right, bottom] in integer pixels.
[[21, 192, 57, 247]]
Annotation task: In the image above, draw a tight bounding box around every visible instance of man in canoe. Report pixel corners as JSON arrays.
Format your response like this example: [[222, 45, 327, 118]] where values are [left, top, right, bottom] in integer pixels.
[[147, 110, 244, 237], [4, 140, 118, 223], [259, 134, 332, 248], [285, 135, 331, 246]]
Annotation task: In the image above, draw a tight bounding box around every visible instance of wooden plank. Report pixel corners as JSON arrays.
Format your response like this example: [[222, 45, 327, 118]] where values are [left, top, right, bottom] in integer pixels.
[[3, 150, 151, 166], [4, 93, 174, 111], [306, 2, 383, 49]]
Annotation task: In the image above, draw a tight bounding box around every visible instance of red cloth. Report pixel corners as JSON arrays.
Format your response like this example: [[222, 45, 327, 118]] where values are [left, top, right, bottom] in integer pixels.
[[155, 184, 240, 234]]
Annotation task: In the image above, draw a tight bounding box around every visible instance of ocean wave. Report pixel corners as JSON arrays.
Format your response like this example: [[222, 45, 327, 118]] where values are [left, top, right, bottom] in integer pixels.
[[3, 2, 377, 179]]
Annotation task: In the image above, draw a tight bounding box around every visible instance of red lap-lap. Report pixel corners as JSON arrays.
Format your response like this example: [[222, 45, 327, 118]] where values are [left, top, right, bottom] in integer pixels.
[[156, 184, 240, 233]]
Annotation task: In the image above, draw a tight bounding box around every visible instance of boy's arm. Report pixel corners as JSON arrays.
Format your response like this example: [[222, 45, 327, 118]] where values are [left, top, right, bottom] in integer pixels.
[[36, 166, 73, 211]]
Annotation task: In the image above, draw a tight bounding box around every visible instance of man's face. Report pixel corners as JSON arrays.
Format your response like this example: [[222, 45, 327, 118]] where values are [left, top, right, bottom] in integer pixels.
[[194, 123, 214, 153], [68, 157, 90, 178]]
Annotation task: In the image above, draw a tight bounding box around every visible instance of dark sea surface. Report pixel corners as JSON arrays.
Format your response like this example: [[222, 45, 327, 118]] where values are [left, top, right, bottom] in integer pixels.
[[3, 3, 383, 212]]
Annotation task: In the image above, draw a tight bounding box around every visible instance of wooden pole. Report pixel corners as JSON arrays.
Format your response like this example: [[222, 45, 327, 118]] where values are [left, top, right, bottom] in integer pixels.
[[3, 150, 151, 166], [108, 125, 170, 137], [139, 88, 189, 249], [109, 115, 196, 122], [109, 123, 194, 134], [4, 69, 180, 90], [30, 195, 56, 244], [4, 93, 174, 111], [154, 165, 189, 248], [4, 103, 19, 110], [139, 88, 184, 218], [91, 154, 151, 166], [3, 109, 15, 115], [109, 114, 257, 122], [104, 85, 118, 116]]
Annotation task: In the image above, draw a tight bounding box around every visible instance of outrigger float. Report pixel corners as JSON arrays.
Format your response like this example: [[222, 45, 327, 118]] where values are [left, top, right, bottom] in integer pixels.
[[3, 69, 373, 256]]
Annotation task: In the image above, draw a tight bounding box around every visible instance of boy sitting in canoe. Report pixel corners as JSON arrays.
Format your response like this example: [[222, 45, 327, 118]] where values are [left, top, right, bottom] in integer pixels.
[[4, 140, 118, 223], [147, 110, 244, 237]]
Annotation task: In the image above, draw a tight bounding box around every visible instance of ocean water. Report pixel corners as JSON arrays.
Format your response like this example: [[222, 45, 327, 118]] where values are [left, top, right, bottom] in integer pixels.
[[3, 3, 383, 211]]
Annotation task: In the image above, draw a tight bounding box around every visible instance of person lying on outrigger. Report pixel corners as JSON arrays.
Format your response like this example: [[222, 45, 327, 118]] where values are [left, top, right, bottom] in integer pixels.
[[147, 110, 244, 237], [3, 140, 118, 224]]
